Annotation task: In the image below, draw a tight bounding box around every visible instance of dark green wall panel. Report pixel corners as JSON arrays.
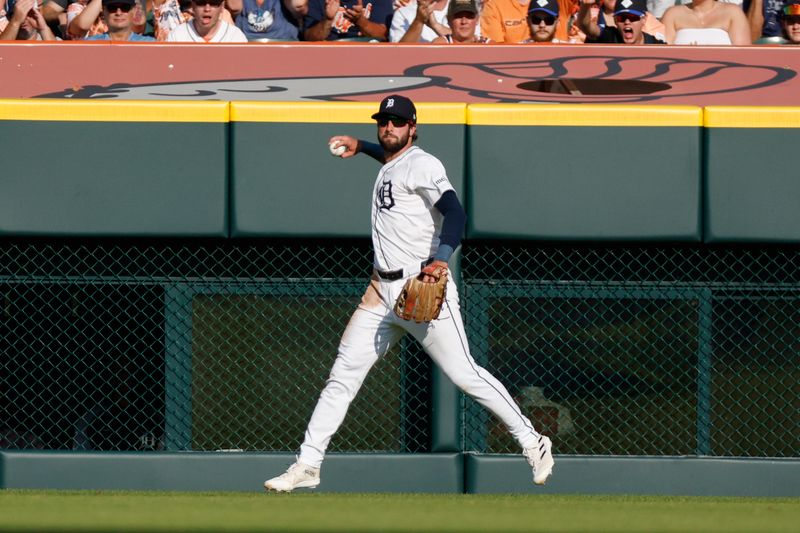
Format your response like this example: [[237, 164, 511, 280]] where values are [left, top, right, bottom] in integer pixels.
[[0, 451, 463, 493], [467, 126, 702, 241], [705, 128, 800, 243], [230, 123, 465, 237], [0, 121, 228, 237]]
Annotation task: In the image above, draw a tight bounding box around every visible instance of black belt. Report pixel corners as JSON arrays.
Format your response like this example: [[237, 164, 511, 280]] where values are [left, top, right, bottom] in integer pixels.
[[376, 258, 434, 281]]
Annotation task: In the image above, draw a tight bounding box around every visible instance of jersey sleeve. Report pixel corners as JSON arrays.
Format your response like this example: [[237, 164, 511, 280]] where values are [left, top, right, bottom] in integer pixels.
[[410, 154, 454, 206]]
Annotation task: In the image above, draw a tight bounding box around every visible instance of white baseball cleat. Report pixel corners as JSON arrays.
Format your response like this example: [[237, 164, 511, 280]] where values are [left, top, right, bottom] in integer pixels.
[[524, 435, 555, 485], [263, 461, 321, 492]]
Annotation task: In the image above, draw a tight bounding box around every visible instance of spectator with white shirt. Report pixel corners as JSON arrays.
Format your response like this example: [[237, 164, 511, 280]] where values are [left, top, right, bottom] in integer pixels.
[[167, 0, 248, 41]]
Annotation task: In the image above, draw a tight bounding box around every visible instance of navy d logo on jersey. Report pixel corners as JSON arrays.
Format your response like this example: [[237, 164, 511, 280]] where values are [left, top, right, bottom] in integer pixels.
[[376, 181, 395, 210]]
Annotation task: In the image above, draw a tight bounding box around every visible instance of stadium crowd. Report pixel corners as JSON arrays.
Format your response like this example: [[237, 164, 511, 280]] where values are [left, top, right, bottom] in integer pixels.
[[0, 0, 797, 44]]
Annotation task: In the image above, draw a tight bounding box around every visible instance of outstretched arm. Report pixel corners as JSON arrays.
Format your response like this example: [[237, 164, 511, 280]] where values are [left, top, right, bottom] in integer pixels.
[[328, 135, 385, 163]]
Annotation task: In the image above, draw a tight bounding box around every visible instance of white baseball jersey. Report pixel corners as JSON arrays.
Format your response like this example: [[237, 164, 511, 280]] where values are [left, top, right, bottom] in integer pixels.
[[166, 20, 248, 42], [295, 140, 541, 473], [371, 145, 454, 272]]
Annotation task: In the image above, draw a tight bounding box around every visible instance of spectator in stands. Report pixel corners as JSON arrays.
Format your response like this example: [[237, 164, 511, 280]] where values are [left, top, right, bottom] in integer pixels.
[[524, 0, 561, 41], [41, 0, 69, 35], [748, 0, 787, 41], [304, 0, 393, 40], [662, 0, 750, 44], [67, 0, 108, 39], [578, 0, 666, 42], [153, 0, 192, 40], [283, 0, 310, 33], [480, 0, 533, 41], [0, 0, 57, 39], [482, 0, 577, 41], [593, 0, 664, 40], [167, 0, 248, 40], [432, 0, 491, 41], [83, 0, 156, 39], [780, 0, 799, 42], [227, 0, 303, 40], [390, 0, 450, 42], [69, 0, 150, 39]]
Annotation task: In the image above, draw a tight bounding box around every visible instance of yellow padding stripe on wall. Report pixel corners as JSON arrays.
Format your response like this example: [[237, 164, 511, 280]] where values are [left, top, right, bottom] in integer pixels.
[[231, 102, 467, 124], [0, 99, 229, 122], [468, 105, 703, 127], [704, 106, 800, 128]]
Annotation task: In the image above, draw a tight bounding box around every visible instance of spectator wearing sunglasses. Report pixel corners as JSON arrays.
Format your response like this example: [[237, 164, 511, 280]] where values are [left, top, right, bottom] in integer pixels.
[[578, 0, 665, 42], [779, 0, 800, 42], [167, 0, 247, 40], [303, 0, 393, 40], [591, 0, 663, 41], [661, 0, 750, 44], [227, 0, 303, 40], [84, 0, 155, 39], [524, 0, 561, 42], [432, 0, 490, 42]]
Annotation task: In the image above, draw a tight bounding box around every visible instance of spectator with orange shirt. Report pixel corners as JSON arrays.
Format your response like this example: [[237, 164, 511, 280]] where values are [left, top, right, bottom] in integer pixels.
[[480, 0, 575, 41], [523, 0, 563, 41]]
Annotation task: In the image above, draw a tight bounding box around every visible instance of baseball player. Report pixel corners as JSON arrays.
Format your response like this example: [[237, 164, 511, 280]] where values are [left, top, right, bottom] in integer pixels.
[[264, 95, 554, 492]]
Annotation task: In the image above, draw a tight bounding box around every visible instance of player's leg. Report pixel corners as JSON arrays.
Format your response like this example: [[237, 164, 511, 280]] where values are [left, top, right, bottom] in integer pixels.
[[297, 305, 403, 468], [403, 284, 554, 484], [265, 281, 404, 491]]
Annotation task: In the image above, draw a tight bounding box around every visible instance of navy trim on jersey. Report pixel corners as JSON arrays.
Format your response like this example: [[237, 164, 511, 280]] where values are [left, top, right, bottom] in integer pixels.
[[434, 190, 465, 257]]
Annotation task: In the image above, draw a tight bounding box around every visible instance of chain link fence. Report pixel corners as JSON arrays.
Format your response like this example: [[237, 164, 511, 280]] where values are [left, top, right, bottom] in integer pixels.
[[1, 241, 797, 458]]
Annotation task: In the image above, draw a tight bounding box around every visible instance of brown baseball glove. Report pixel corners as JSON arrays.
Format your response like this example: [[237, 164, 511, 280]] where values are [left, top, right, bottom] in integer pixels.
[[394, 261, 448, 323]]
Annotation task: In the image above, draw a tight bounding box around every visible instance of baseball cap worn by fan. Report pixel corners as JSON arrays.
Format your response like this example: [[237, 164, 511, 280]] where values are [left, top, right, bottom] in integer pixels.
[[102, 0, 136, 6], [614, 0, 646, 17], [528, 0, 559, 17], [372, 95, 417, 123], [448, 0, 479, 17]]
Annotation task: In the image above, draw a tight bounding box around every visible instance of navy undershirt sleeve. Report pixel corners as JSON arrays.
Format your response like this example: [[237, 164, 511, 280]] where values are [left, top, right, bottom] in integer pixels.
[[433, 190, 466, 262], [358, 140, 385, 163]]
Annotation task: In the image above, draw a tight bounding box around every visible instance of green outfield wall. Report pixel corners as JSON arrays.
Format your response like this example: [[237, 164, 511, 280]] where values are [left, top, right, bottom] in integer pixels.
[[704, 106, 800, 243], [2, 99, 799, 242], [1, 100, 798, 496], [0, 100, 229, 237]]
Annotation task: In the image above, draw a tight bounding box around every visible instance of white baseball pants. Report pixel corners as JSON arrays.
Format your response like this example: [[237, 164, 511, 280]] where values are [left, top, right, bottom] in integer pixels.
[[298, 271, 541, 468]]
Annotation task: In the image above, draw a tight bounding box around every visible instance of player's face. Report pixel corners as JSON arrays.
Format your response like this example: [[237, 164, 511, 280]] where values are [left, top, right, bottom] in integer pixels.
[[449, 11, 478, 42], [191, 0, 224, 35], [377, 116, 415, 154], [784, 15, 800, 44], [528, 12, 557, 42], [614, 13, 644, 44]]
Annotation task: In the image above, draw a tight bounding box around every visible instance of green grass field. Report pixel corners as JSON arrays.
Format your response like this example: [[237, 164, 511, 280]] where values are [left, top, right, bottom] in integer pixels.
[[1, 491, 797, 533]]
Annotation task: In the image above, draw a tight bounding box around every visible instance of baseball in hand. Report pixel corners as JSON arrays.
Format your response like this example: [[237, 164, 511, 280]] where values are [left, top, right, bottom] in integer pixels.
[[329, 141, 346, 157]]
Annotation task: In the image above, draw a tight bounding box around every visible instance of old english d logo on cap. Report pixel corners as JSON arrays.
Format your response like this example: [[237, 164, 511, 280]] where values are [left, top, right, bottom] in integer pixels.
[[372, 94, 417, 122]]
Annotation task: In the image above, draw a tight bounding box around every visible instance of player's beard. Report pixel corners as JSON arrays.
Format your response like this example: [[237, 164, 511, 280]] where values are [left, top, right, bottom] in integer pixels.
[[379, 129, 411, 155]]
